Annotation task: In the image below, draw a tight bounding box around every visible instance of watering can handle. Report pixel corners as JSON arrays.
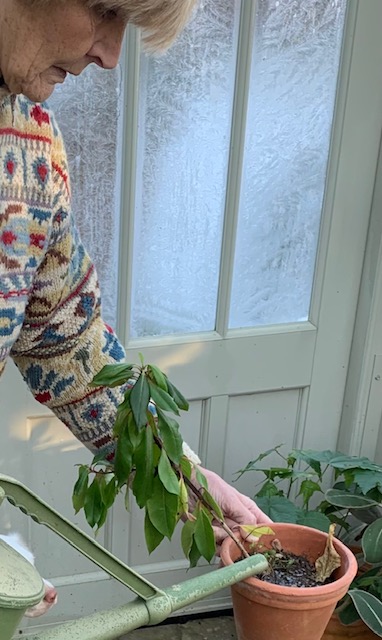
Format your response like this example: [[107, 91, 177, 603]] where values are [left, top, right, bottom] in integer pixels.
[[0, 474, 162, 601]]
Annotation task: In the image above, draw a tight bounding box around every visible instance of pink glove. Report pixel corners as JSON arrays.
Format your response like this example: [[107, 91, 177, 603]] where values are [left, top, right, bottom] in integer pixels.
[[198, 466, 273, 552]]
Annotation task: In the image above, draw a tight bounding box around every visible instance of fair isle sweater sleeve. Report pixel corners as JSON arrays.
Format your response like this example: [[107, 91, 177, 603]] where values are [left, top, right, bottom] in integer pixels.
[[10, 110, 126, 460]]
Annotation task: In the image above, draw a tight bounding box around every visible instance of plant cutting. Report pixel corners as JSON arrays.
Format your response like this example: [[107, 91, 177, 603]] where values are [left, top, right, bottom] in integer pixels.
[[71, 358, 271, 568], [236, 446, 382, 638]]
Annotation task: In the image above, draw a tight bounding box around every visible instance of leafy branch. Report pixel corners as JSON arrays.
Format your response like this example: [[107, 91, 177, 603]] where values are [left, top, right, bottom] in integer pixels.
[[72, 358, 252, 565]]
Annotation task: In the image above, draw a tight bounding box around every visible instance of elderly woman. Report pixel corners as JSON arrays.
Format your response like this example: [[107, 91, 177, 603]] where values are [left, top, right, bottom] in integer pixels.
[[0, 0, 271, 548]]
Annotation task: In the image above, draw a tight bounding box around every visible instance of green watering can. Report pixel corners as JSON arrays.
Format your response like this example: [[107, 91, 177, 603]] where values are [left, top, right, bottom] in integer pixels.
[[0, 474, 267, 640]]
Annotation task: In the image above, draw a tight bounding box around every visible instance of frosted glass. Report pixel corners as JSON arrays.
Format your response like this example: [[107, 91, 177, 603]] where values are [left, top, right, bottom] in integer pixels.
[[49, 65, 122, 329], [229, 0, 347, 329], [131, 0, 240, 338]]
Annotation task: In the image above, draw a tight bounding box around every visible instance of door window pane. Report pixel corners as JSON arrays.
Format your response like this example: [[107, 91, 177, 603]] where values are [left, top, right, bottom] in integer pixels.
[[130, 0, 240, 338], [49, 65, 122, 329], [229, 0, 347, 329]]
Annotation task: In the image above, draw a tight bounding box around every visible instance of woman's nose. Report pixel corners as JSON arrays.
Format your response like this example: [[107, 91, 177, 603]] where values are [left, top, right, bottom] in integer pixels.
[[88, 22, 126, 70]]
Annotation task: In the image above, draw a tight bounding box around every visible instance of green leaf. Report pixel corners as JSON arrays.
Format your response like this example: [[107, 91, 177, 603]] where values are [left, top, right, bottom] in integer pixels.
[[148, 365, 168, 391], [194, 508, 216, 562], [363, 518, 382, 564], [130, 373, 150, 428], [297, 479, 323, 508], [91, 363, 135, 388], [148, 382, 180, 415], [202, 490, 224, 521], [348, 589, 382, 635], [178, 478, 189, 516], [95, 502, 108, 532], [181, 519, 195, 558], [326, 489, 379, 509], [295, 510, 332, 532], [146, 476, 178, 539], [180, 457, 193, 480], [157, 410, 183, 464], [101, 476, 118, 509], [72, 465, 89, 514], [188, 537, 202, 568], [165, 379, 189, 411], [91, 451, 111, 467], [256, 480, 284, 498], [113, 395, 131, 437], [255, 496, 299, 523], [330, 455, 382, 472], [337, 596, 361, 626], [144, 510, 165, 554], [158, 449, 180, 496], [84, 478, 103, 529], [353, 470, 382, 495], [132, 427, 154, 508], [196, 468, 208, 490], [114, 425, 133, 488]]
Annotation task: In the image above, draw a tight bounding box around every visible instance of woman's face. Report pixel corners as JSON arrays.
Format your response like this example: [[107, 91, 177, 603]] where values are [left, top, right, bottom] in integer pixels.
[[0, 0, 127, 102]]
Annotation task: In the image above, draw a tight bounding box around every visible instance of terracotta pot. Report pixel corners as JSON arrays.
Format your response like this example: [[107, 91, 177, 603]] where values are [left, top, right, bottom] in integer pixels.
[[220, 523, 358, 640], [322, 612, 377, 639]]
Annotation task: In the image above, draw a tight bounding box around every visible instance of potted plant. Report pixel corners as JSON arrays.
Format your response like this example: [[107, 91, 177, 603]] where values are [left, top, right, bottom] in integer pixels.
[[220, 521, 357, 640], [235, 446, 382, 638], [71, 361, 361, 639]]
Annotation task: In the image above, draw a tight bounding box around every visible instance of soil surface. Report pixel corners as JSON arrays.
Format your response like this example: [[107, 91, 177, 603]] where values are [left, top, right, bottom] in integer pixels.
[[257, 551, 322, 588]]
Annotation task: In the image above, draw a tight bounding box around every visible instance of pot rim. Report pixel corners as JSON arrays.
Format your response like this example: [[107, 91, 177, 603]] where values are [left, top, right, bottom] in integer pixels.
[[220, 522, 358, 598]]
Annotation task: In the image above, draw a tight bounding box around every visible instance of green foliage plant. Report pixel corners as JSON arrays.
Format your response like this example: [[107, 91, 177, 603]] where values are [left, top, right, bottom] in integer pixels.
[[237, 446, 382, 636], [72, 358, 258, 568]]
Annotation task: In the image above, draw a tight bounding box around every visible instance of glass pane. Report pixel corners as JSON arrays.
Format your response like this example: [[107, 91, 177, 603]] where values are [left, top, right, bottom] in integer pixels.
[[49, 65, 122, 329], [130, 0, 240, 338], [229, 0, 347, 329]]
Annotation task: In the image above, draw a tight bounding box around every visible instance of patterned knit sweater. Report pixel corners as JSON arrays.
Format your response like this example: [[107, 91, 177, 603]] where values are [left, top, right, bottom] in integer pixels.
[[0, 89, 198, 464]]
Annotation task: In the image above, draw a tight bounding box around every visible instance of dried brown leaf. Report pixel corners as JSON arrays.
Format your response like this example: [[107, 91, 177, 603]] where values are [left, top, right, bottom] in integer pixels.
[[315, 523, 341, 583]]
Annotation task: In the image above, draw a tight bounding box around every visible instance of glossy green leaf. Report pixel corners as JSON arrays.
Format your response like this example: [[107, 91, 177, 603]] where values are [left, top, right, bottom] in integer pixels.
[[297, 479, 323, 508], [146, 476, 178, 539], [188, 537, 202, 568], [113, 395, 131, 437], [255, 496, 299, 523], [114, 425, 133, 488], [165, 379, 189, 411], [72, 465, 89, 514], [330, 455, 382, 472], [181, 519, 195, 558], [256, 479, 283, 498], [196, 468, 208, 490], [337, 596, 360, 626], [158, 449, 180, 496], [132, 427, 154, 508], [363, 518, 382, 564], [348, 589, 382, 635], [130, 373, 150, 428], [178, 477, 189, 516], [180, 457, 193, 480], [326, 489, 379, 509], [84, 478, 103, 529], [91, 451, 111, 467], [157, 410, 183, 464], [144, 510, 165, 554], [96, 503, 108, 532], [91, 363, 135, 388], [148, 382, 180, 415], [194, 509, 216, 562], [148, 364, 168, 391], [101, 476, 118, 509], [202, 490, 224, 521]]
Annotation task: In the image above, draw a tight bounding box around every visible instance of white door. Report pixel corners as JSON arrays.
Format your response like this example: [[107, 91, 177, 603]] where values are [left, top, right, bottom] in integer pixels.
[[1, 0, 382, 633]]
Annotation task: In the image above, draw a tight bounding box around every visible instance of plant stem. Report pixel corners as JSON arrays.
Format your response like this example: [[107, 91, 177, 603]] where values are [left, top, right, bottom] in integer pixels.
[[182, 474, 250, 559]]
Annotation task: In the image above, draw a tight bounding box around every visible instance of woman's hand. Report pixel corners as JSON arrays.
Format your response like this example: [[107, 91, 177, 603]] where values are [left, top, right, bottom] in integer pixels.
[[198, 466, 273, 553]]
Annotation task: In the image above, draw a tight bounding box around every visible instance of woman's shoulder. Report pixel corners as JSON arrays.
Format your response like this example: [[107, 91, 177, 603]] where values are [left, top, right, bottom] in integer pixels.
[[0, 94, 63, 148]]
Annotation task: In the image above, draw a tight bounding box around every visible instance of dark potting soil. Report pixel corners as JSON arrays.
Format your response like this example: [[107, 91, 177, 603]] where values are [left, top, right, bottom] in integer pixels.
[[257, 551, 330, 588]]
